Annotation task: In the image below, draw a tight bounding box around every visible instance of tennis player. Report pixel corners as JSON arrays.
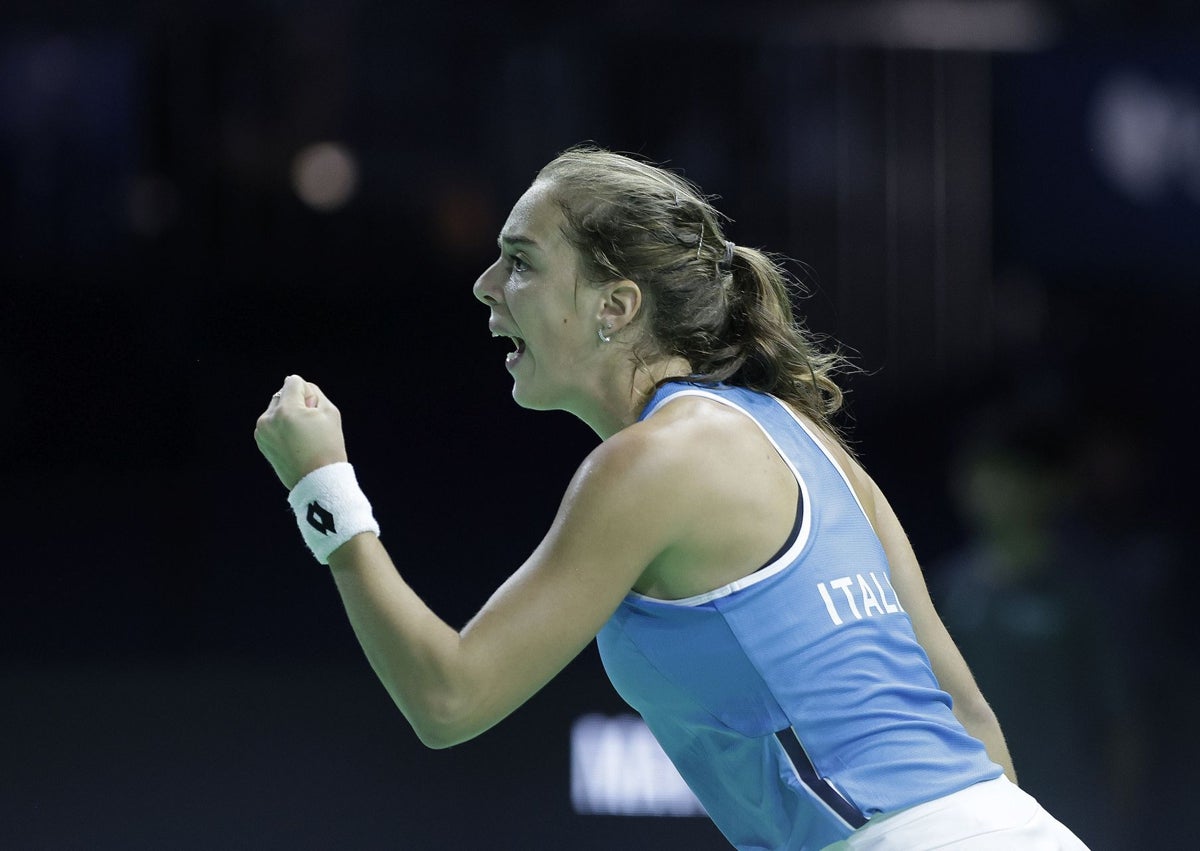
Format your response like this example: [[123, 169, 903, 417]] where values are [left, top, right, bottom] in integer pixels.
[[255, 147, 1089, 849]]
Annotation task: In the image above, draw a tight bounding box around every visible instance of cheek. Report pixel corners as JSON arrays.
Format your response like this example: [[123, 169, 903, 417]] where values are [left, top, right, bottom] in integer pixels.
[[513, 286, 573, 332]]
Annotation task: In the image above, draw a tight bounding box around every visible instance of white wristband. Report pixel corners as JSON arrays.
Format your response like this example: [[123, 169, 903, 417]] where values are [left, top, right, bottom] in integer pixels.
[[287, 462, 380, 564]]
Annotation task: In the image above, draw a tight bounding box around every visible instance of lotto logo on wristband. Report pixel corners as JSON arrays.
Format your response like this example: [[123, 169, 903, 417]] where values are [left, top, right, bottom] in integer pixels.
[[306, 501, 336, 535], [289, 463, 379, 564]]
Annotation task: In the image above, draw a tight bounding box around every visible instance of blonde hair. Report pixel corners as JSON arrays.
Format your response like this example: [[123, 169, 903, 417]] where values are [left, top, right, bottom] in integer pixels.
[[538, 145, 853, 442]]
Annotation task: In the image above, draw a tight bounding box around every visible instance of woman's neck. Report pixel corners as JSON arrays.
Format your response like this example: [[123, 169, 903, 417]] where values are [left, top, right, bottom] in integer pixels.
[[577, 353, 694, 440]]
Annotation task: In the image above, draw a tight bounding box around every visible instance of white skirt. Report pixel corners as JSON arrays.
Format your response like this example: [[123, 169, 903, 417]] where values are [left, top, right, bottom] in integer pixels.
[[822, 776, 1090, 850]]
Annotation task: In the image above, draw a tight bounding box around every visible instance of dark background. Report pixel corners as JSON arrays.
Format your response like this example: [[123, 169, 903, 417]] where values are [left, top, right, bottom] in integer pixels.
[[2, 1, 1197, 848]]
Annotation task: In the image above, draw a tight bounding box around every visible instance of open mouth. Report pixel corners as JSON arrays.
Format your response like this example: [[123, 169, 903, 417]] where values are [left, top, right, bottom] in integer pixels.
[[493, 332, 526, 365]]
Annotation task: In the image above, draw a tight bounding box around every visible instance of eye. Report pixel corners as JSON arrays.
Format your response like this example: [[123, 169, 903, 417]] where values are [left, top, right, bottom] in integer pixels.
[[508, 254, 530, 274]]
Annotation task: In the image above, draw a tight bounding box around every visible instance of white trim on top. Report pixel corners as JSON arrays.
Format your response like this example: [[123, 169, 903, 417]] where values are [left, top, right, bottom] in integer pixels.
[[627, 388, 812, 608], [772, 399, 873, 527]]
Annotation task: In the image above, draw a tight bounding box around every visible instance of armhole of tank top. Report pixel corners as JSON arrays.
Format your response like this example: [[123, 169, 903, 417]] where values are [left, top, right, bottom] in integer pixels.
[[627, 388, 813, 608]]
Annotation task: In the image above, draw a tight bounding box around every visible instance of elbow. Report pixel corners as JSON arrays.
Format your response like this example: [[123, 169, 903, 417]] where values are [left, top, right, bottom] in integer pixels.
[[377, 644, 490, 749], [405, 690, 479, 750], [411, 719, 479, 750], [411, 713, 470, 750], [413, 725, 460, 750]]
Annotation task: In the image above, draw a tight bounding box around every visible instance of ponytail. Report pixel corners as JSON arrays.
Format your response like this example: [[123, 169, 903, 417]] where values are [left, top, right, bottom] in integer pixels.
[[538, 146, 853, 446], [691, 245, 849, 438]]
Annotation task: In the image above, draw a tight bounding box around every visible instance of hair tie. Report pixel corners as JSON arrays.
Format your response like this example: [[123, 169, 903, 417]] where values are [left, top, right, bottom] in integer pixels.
[[720, 240, 736, 273]]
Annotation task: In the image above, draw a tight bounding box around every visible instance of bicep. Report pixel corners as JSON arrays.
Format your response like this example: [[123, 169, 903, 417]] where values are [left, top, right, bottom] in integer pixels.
[[449, 441, 679, 741]]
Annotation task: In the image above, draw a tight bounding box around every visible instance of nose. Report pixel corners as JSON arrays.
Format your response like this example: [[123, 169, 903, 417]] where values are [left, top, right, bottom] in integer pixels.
[[473, 258, 503, 306]]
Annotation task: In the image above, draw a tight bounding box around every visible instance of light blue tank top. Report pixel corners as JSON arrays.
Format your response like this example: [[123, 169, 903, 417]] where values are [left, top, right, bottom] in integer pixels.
[[596, 382, 1001, 851]]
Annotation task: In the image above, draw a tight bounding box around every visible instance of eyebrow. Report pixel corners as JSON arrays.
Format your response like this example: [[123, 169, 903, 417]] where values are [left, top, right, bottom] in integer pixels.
[[498, 234, 541, 251]]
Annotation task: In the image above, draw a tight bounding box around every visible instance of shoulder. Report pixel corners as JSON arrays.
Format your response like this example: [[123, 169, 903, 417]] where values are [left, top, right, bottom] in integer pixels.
[[562, 395, 741, 523], [571, 392, 779, 536], [537, 398, 733, 582], [589, 392, 749, 479]]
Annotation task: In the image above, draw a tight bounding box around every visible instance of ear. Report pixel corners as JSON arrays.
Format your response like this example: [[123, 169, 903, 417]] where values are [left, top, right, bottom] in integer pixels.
[[598, 279, 643, 334]]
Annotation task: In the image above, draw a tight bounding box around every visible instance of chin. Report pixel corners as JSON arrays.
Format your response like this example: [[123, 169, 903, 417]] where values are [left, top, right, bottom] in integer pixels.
[[510, 380, 568, 414], [510, 383, 549, 411]]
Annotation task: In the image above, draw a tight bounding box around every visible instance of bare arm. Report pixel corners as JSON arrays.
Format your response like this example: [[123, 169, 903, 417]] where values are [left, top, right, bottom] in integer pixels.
[[324, 437, 675, 747], [255, 376, 685, 748], [863, 479, 1018, 783]]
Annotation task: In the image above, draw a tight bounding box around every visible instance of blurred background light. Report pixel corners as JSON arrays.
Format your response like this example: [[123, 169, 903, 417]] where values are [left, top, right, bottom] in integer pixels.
[[782, 0, 1060, 50], [291, 140, 359, 211], [570, 714, 706, 817], [1091, 69, 1200, 203]]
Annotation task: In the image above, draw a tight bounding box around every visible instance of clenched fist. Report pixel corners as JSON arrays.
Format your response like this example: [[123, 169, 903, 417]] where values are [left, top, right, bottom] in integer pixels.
[[254, 374, 349, 490]]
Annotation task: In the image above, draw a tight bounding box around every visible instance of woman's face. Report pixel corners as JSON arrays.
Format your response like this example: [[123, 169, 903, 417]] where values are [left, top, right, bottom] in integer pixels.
[[473, 180, 605, 412]]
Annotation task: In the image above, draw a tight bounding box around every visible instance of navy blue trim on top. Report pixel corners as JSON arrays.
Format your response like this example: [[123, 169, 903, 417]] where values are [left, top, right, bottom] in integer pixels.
[[775, 728, 867, 829], [758, 489, 803, 571]]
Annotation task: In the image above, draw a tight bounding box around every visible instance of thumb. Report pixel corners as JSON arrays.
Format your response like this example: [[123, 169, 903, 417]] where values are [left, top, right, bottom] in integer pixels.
[[303, 380, 332, 410], [279, 374, 309, 404]]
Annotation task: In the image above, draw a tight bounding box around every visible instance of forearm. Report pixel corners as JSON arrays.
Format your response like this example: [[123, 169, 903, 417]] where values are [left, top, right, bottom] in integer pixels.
[[326, 533, 466, 747], [951, 691, 1017, 784]]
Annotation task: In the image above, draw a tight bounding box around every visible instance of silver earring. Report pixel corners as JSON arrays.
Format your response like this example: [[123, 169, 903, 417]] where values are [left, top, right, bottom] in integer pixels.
[[598, 324, 613, 344]]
